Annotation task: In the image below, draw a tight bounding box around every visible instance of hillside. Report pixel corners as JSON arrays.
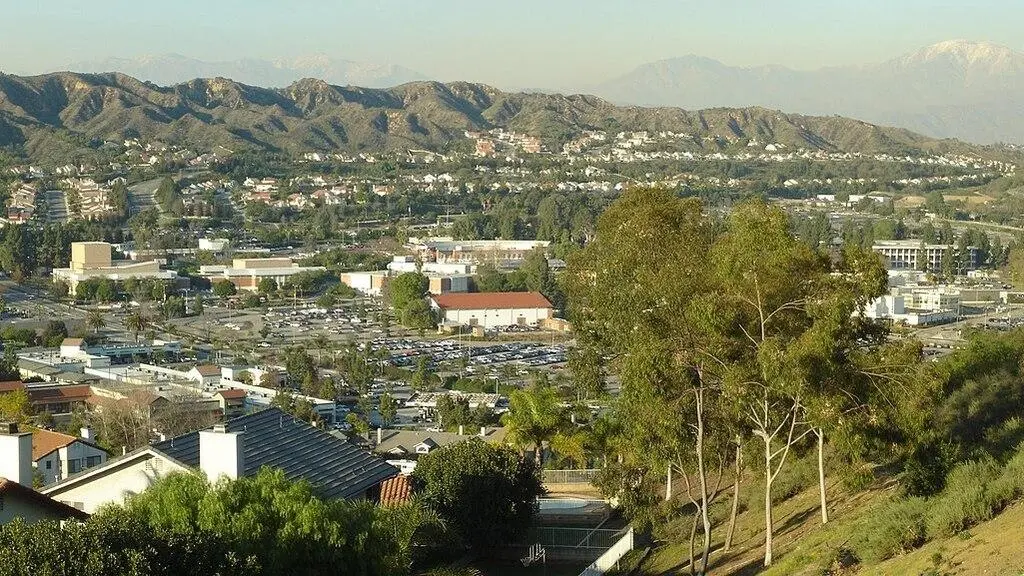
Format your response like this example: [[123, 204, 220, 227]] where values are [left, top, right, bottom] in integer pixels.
[[594, 40, 1024, 145], [0, 71, 996, 163]]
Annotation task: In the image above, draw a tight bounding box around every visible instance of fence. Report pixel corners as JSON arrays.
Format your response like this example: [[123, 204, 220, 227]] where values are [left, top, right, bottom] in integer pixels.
[[529, 527, 625, 549], [542, 469, 601, 484], [578, 527, 634, 576]]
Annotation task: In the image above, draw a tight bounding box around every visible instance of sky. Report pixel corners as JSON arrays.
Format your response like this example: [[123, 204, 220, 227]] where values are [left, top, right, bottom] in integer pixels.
[[2, 0, 1023, 89]]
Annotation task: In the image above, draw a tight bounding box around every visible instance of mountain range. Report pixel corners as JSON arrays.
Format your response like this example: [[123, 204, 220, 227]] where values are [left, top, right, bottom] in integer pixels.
[[65, 54, 426, 90], [592, 40, 1024, 145], [0, 71, 1001, 163]]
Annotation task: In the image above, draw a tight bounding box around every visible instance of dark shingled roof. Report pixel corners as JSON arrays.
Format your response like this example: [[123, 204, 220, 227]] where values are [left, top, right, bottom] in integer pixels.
[[153, 407, 397, 500]]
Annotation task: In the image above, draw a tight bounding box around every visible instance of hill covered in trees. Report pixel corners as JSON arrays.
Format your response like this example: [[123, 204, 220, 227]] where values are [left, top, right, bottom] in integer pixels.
[[0, 72, 1002, 162]]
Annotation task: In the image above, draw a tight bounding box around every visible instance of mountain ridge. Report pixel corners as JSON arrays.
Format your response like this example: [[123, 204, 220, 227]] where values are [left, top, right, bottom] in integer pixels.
[[594, 40, 1024, 145], [62, 53, 427, 90], [0, 70, 1006, 163]]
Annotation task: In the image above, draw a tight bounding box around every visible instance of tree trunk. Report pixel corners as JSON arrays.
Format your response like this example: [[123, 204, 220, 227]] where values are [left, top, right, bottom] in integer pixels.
[[817, 428, 829, 524], [688, 512, 698, 576], [763, 428, 774, 567], [695, 388, 712, 575], [725, 442, 741, 552], [666, 464, 673, 501], [535, 444, 543, 466]]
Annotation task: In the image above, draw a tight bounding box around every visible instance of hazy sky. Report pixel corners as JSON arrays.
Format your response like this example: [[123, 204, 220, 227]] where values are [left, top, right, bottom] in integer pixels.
[[3, 0, 1023, 89]]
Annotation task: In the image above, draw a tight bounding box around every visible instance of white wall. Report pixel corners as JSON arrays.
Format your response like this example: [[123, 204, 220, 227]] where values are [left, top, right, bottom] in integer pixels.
[[44, 453, 187, 514], [439, 307, 550, 329], [35, 441, 109, 485]]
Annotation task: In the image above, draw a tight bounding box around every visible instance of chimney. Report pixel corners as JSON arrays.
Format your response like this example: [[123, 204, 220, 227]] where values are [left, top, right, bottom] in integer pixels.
[[80, 426, 95, 442], [0, 422, 33, 486], [199, 424, 245, 481], [376, 427, 383, 445], [458, 425, 464, 436]]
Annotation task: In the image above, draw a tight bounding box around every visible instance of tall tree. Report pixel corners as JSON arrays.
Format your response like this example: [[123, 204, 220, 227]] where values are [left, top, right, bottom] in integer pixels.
[[503, 383, 565, 466]]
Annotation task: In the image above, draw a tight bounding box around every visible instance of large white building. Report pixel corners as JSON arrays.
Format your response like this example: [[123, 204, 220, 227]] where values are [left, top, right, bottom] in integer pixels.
[[200, 257, 325, 292], [429, 292, 553, 329], [407, 237, 549, 268], [51, 242, 180, 296], [872, 240, 979, 273]]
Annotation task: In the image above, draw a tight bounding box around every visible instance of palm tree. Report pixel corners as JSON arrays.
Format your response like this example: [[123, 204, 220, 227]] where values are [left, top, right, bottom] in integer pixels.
[[124, 312, 149, 343], [503, 383, 565, 466], [86, 310, 106, 334]]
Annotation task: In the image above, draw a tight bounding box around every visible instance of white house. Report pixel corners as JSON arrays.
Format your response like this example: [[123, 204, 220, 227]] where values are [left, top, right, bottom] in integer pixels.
[[32, 428, 109, 485], [429, 292, 553, 329]]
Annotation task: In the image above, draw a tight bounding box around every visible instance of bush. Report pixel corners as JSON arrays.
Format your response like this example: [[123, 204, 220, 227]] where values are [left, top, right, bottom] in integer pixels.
[[926, 458, 1001, 537], [852, 497, 928, 563]]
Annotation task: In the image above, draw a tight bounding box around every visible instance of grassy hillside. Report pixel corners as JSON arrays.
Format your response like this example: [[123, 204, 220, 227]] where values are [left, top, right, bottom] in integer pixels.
[[0, 71, 1003, 162]]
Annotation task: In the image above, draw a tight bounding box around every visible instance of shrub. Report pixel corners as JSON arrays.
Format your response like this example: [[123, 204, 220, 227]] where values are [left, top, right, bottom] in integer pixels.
[[852, 497, 928, 563], [926, 458, 1001, 537]]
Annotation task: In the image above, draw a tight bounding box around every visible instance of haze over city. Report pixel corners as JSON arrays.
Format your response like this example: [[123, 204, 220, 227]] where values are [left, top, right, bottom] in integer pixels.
[[3, 0, 1024, 89]]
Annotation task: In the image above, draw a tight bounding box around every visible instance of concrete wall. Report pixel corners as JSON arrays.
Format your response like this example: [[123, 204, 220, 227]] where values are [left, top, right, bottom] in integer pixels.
[[440, 307, 551, 329]]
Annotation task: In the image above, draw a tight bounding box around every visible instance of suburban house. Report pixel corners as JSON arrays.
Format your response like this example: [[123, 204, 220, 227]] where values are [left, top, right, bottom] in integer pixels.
[[32, 428, 109, 485], [1, 423, 90, 524], [0, 477, 90, 524], [378, 474, 413, 507], [26, 385, 92, 415], [42, 408, 398, 513], [214, 388, 247, 419], [188, 364, 222, 386], [373, 427, 508, 474], [429, 292, 554, 330]]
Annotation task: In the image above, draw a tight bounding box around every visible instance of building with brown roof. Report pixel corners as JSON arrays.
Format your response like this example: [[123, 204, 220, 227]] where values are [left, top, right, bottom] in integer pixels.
[[26, 385, 92, 415], [429, 292, 553, 329], [31, 428, 108, 485], [214, 388, 247, 419], [0, 477, 90, 524]]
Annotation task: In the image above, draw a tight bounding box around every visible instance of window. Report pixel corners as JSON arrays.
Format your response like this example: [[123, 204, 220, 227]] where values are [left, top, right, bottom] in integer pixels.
[[86, 456, 102, 468], [68, 459, 82, 474], [46, 460, 53, 470]]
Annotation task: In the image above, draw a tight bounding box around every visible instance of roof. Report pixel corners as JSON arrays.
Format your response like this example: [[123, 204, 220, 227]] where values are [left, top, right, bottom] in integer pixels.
[[0, 380, 25, 393], [431, 291, 553, 311], [26, 385, 92, 404], [61, 338, 84, 347], [379, 475, 412, 507], [153, 408, 397, 500], [216, 388, 247, 399], [375, 428, 508, 455], [31, 428, 92, 460], [0, 478, 89, 520], [194, 364, 221, 377]]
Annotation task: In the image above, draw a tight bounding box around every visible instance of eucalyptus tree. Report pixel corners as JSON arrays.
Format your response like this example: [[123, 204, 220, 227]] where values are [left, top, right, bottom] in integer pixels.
[[566, 188, 728, 575]]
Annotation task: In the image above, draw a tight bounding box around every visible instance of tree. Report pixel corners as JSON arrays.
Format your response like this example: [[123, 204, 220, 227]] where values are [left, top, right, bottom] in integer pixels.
[[379, 392, 397, 427], [85, 310, 106, 334], [503, 383, 565, 466], [213, 280, 237, 298], [257, 277, 278, 294], [474, 264, 507, 292], [124, 312, 149, 343], [388, 272, 429, 327], [0, 388, 31, 423], [41, 321, 68, 348], [413, 439, 543, 551], [193, 295, 204, 316]]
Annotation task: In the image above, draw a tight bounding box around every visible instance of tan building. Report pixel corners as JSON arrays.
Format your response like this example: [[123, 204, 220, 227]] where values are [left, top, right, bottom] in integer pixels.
[[200, 258, 326, 292], [53, 242, 180, 295]]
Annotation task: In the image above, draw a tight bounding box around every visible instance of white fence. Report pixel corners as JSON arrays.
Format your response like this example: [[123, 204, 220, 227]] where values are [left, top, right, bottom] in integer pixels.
[[578, 527, 634, 576], [542, 469, 601, 484]]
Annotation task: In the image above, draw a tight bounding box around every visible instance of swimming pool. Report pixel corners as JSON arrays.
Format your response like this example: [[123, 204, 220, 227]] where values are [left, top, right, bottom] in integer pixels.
[[537, 498, 590, 511]]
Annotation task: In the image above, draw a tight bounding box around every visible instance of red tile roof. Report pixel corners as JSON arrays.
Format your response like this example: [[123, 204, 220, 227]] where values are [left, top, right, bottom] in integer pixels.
[[31, 428, 82, 460], [431, 291, 552, 311], [26, 385, 92, 404], [216, 388, 247, 399], [0, 477, 89, 520], [379, 474, 412, 507], [0, 380, 25, 393], [194, 365, 221, 376]]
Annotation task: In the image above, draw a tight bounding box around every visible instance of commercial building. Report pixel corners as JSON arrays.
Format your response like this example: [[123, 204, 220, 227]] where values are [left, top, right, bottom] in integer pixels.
[[872, 240, 979, 273], [429, 291, 553, 329], [200, 257, 326, 292], [340, 271, 390, 296], [407, 237, 550, 269], [863, 295, 956, 326], [51, 242, 180, 296]]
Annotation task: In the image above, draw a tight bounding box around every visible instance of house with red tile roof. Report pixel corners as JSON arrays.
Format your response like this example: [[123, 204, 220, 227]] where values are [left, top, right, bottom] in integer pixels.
[[0, 477, 90, 523], [31, 428, 108, 485], [429, 292, 553, 330], [378, 474, 412, 507]]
